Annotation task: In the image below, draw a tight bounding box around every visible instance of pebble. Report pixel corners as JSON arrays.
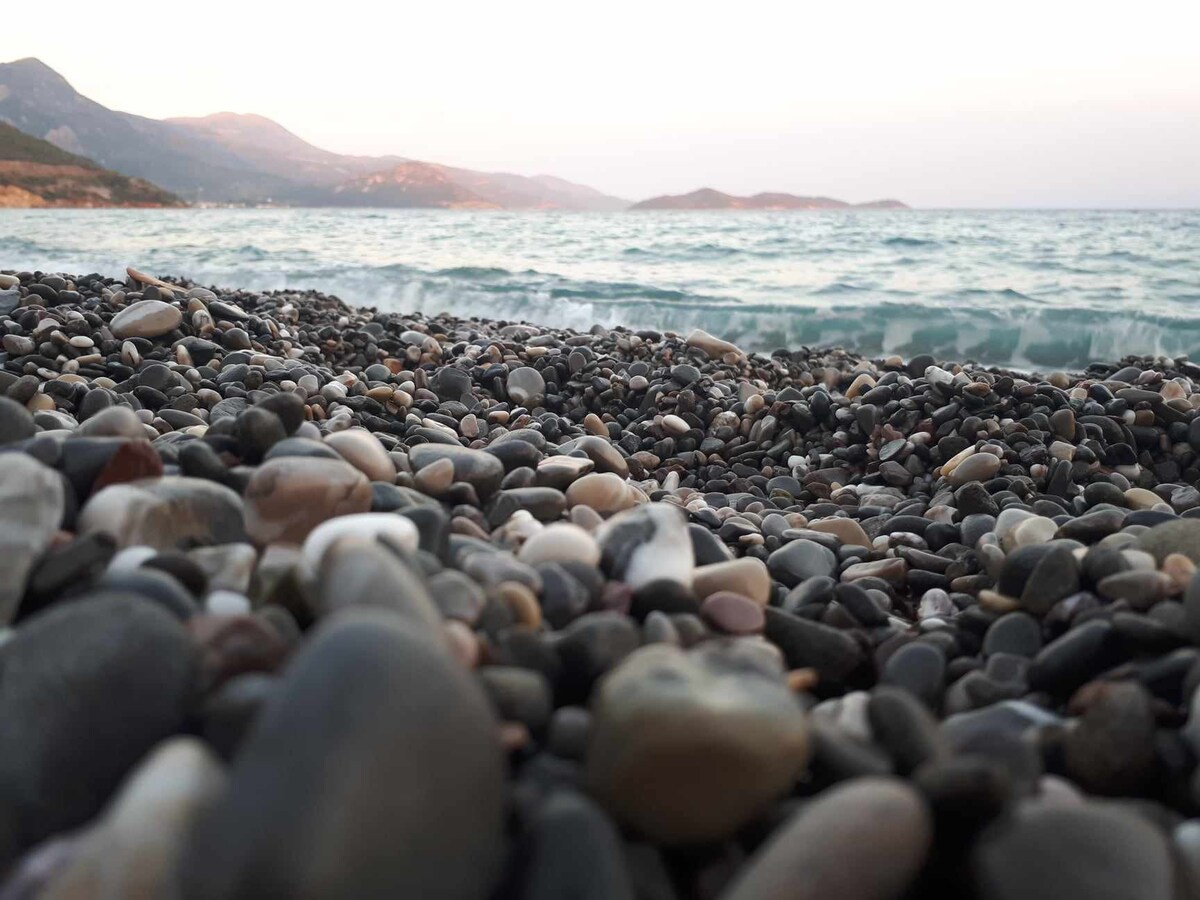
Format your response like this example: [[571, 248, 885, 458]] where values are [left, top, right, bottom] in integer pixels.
[[178, 611, 505, 898], [0, 454, 64, 623], [587, 643, 810, 843], [723, 778, 932, 900], [243, 457, 372, 545], [517, 522, 601, 567], [109, 300, 182, 339], [324, 429, 396, 483], [971, 803, 1172, 900], [3, 267, 1200, 894], [0, 597, 198, 862]]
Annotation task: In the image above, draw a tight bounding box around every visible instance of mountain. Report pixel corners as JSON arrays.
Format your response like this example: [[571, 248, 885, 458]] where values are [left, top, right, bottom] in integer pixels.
[[630, 188, 908, 210], [331, 161, 499, 208], [168, 113, 627, 210], [163, 112, 408, 187], [0, 58, 629, 209], [0, 120, 182, 207]]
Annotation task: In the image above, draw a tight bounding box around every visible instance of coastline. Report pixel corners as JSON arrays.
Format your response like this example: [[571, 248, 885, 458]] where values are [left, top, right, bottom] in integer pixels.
[[1, 265, 1198, 895]]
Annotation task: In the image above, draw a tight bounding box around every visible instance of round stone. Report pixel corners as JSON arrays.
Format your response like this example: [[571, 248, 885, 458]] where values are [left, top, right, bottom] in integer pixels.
[[506, 366, 546, 407], [947, 453, 1002, 487], [586, 642, 810, 844]]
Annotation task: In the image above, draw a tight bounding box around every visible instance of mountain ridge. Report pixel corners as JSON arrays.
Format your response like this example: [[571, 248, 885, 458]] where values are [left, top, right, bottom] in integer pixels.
[[630, 188, 908, 210], [0, 58, 629, 209]]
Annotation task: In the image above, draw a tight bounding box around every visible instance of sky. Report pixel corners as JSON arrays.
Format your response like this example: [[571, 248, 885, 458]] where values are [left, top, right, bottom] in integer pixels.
[[7, 0, 1200, 207]]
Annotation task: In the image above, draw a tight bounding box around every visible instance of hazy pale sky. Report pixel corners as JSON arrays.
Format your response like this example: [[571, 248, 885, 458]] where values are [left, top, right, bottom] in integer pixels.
[[9, 0, 1200, 206]]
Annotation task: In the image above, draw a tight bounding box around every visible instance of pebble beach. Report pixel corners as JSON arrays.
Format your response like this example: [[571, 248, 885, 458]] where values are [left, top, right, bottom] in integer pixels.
[[2, 264, 1200, 898]]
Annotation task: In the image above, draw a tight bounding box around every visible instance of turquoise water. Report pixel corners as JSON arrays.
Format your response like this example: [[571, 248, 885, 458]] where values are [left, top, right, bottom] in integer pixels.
[[1, 208, 1197, 368]]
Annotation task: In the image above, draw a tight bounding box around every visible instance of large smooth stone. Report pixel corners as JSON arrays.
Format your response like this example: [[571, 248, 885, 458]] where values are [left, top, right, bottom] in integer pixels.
[[243, 457, 371, 545], [178, 611, 505, 900], [78, 477, 246, 551], [723, 778, 932, 900], [110, 300, 182, 339], [596, 504, 693, 590], [36, 738, 226, 900], [586, 642, 810, 844], [0, 597, 199, 863], [408, 445, 504, 501], [0, 453, 64, 623], [324, 429, 395, 483], [971, 802, 1173, 900]]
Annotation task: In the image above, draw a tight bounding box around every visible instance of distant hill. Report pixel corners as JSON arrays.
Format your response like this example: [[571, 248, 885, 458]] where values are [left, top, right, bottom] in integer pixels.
[[0, 120, 182, 207], [331, 161, 499, 209], [631, 188, 909, 210], [0, 58, 629, 209]]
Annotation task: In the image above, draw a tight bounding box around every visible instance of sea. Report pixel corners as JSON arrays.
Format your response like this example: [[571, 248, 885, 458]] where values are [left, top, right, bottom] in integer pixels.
[[1, 208, 1197, 370]]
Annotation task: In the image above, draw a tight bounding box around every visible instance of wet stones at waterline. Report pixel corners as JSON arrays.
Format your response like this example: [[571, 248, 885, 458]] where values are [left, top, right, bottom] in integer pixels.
[[4, 264, 1200, 897]]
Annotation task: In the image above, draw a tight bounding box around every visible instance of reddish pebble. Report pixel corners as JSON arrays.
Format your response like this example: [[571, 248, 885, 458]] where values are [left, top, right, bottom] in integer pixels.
[[444, 619, 480, 669], [700, 591, 765, 635]]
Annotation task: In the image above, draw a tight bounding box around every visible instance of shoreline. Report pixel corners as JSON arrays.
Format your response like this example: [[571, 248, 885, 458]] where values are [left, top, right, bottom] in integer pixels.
[[1, 265, 1198, 896]]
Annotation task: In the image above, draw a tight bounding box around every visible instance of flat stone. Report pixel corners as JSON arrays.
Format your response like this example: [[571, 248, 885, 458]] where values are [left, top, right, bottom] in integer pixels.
[[110, 300, 182, 339], [586, 642, 810, 844], [806, 517, 871, 548]]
